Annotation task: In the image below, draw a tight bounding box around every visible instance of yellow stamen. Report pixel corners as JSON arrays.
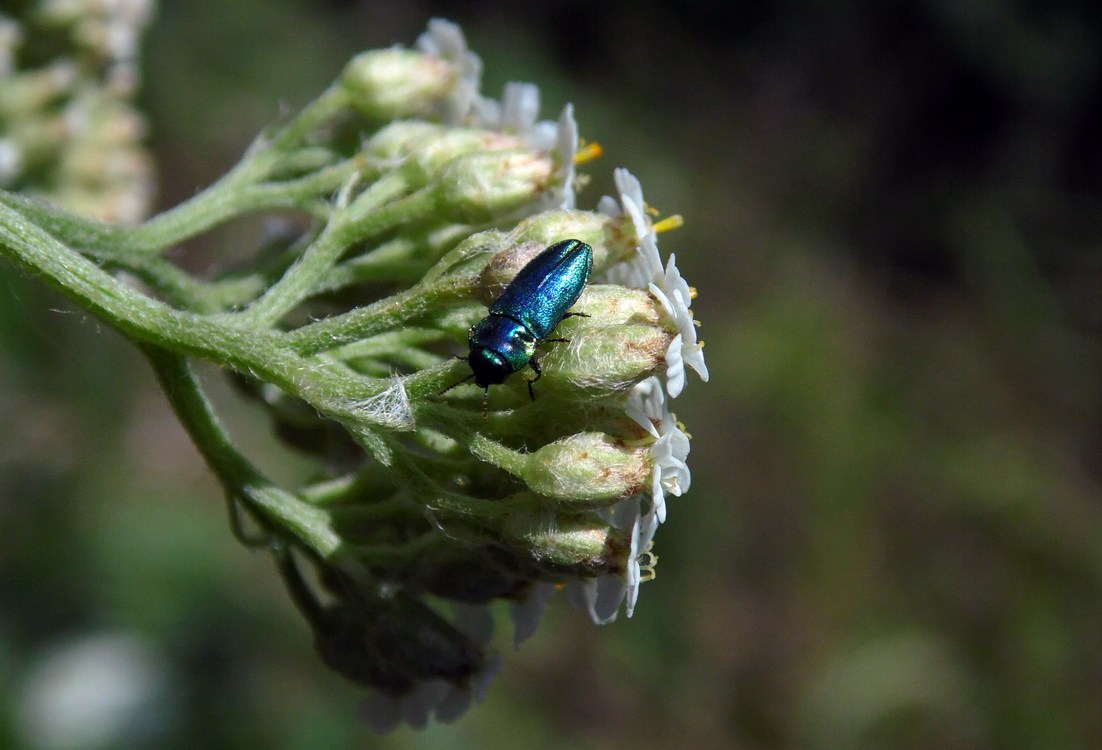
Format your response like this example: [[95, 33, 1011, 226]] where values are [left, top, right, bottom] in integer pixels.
[[574, 140, 603, 165], [690, 287, 699, 301], [652, 214, 684, 234]]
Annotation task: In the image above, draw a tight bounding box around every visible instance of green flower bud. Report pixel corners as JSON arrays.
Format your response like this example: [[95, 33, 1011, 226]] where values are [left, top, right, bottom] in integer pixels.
[[406, 128, 524, 184], [341, 48, 457, 121], [542, 323, 670, 396], [474, 240, 545, 304], [509, 209, 612, 267], [483, 432, 648, 504], [434, 149, 552, 223], [499, 505, 621, 574], [576, 285, 662, 327], [362, 120, 443, 164]]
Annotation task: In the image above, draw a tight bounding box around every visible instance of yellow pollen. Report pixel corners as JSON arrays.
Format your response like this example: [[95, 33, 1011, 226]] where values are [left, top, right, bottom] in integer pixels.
[[689, 286, 698, 300], [574, 140, 603, 165], [652, 214, 684, 234]]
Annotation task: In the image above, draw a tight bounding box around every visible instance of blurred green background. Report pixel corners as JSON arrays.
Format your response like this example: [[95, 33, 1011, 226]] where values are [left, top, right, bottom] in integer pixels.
[[3, 1, 1102, 748]]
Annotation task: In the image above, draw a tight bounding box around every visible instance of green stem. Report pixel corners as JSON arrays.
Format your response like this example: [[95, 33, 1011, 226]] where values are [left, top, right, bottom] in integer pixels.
[[264, 83, 352, 153], [118, 157, 360, 255], [0, 202, 390, 422], [317, 237, 428, 292], [0, 155, 354, 259], [141, 344, 344, 557], [285, 275, 472, 355], [98, 252, 225, 313], [236, 171, 415, 327]]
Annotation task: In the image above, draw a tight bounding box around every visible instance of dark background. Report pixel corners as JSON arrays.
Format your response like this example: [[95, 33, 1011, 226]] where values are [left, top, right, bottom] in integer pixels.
[[2, 1, 1101, 747]]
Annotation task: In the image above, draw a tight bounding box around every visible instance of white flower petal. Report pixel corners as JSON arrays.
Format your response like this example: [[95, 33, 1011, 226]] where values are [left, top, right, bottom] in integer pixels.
[[415, 19, 483, 125], [664, 334, 687, 398], [551, 103, 578, 210], [650, 470, 669, 523], [499, 81, 540, 134], [625, 377, 665, 437], [510, 583, 556, 648], [567, 575, 623, 625], [625, 513, 642, 617], [662, 252, 694, 308]]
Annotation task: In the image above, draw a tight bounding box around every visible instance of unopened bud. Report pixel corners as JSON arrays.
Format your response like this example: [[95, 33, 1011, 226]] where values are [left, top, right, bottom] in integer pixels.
[[509, 209, 611, 266], [518, 432, 648, 504], [434, 149, 552, 223], [406, 128, 524, 184], [542, 323, 669, 396], [342, 48, 456, 121], [475, 240, 545, 303], [363, 120, 443, 164], [499, 504, 621, 573], [576, 285, 662, 327]]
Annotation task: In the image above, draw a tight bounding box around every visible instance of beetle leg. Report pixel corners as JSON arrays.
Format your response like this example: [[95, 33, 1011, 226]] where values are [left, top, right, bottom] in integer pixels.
[[562, 311, 590, 319], [527, 358, 543, 401]]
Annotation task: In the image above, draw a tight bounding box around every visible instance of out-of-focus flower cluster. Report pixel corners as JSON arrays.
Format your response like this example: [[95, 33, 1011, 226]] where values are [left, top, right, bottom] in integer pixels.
[[0, 0, 155, 223]]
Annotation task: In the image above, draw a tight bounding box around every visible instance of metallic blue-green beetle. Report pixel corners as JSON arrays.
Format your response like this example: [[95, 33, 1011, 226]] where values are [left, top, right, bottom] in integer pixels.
[[455, 239, 593, 402]]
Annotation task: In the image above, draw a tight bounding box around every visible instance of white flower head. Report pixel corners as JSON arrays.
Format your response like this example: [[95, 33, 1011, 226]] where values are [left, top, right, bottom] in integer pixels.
[[609, 231, 708, 396], [415, 18, 483, 125], [473, 82, 564, 150], [598, 167, 652, 247], [624, 375, 666, 438], [625, 377, 692, 523], [469, 83, 577, 212], [474, 82, 535, 134], [625, 500, 660, 617], [565, 495, 661, 624]]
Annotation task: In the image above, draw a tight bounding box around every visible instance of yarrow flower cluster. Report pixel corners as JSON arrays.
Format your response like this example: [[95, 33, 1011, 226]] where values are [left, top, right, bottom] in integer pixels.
[[0, 16, 707, 732], [0, 0, 155, 223]]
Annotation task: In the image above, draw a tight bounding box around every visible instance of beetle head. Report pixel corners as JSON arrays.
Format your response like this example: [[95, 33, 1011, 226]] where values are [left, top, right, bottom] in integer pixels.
[[467, 346, 512, 387]]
